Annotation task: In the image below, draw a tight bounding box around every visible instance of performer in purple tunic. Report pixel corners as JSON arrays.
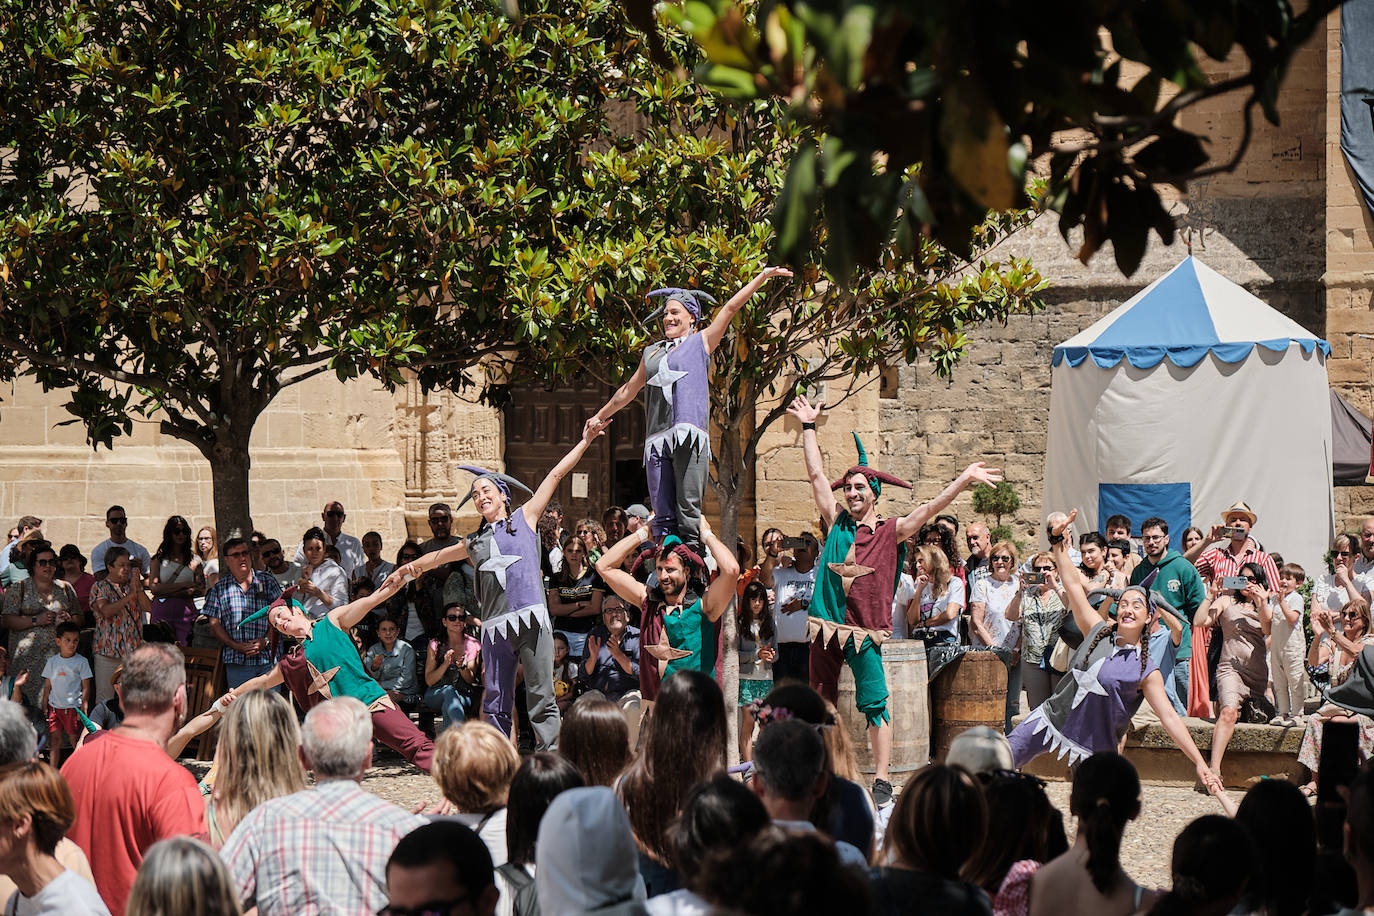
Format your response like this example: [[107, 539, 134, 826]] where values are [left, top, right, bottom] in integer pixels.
[[584, 266, 792, 548], [1009, 511, 1226, 806], [390, 422, 605, 750]]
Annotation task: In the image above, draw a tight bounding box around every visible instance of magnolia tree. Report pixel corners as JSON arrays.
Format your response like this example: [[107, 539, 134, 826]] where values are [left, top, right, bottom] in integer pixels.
[[0, 0, 626, 537]]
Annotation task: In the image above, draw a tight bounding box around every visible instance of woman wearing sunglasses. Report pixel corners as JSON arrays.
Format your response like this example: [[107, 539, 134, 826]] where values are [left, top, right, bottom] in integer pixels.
[[1313, 533, 1362, 617], [1297, 596, 1374, 796], [424, 603, 483, 735], [1194, 561, 1272, 781]]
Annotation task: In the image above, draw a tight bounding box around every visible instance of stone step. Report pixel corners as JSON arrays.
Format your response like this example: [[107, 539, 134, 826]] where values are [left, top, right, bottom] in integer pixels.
[[1020, 716, 1306, 787]]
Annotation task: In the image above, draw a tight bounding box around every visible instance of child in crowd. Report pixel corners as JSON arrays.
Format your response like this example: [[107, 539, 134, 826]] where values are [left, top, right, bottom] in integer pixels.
[[737, 580, 777, 761], [1268, 563, 1308, 727], [40, 621, 92, 767], [364, 616, 419, 713], [552, 632, 581, 713], [1106, 540, 1133, 579], [0, 647, 26, 703]]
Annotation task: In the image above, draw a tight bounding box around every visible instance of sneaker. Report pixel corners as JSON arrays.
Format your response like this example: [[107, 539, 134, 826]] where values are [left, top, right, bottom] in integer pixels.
[[873, 778, 894, 807], [1268, 715, 1285, 726]]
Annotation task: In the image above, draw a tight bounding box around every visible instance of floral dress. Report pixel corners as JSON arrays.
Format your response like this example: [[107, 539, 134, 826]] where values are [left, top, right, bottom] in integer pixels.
[[91, 578, 143, 662], [2, 579, 78, 706], [1298, 633, 1374, 773]]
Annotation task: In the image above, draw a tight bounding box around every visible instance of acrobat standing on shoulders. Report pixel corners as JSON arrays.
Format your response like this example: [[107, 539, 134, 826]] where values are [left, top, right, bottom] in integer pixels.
[[234, 577, 435, 772], [595, 515, 740, 702], [391, 422, 606, 751], [787, 394, 1002, 805], [583, 266, 793, 549]]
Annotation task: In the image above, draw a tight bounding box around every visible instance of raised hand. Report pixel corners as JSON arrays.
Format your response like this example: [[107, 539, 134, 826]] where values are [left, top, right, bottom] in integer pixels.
[[1049, 509, 1078, 538], [582, 416, 609, 445], [787, 395, 824, 425], [962, 462, 1003, 487], [760, 266, 794, 281]]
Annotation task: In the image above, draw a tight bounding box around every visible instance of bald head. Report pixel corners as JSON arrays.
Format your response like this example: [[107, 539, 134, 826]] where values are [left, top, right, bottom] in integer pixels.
[[322, 501, 347, 537], [966, 524, 990, 559]]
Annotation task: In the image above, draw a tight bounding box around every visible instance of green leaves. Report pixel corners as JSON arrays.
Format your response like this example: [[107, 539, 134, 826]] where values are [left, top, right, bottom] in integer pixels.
[[644, 0, 1339, 277]]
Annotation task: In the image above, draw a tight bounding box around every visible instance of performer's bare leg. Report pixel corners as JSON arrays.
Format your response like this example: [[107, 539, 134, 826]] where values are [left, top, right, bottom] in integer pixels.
[[870, 721, 892, 784]]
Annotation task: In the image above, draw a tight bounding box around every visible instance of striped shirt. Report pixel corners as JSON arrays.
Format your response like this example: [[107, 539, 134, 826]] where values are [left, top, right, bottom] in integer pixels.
[[1194, 541, 1280, 592], [221, 779, 426, 916]]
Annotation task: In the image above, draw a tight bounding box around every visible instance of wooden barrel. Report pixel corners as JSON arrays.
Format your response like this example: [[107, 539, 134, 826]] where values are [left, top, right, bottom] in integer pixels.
[[836, 641, 930, 780], [929, 650, 1009, 763]]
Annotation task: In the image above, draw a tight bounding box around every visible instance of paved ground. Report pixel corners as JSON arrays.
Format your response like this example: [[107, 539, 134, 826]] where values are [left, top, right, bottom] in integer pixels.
[[296, 751, 1239, 891]]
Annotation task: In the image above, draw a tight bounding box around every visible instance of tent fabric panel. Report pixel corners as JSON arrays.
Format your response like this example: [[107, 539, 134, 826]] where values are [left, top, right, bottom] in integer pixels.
[[1042, 346, 1334, 579], [1098, 483, 1192, 554], [1331, 388, 1374, 486], [1089, 260, 1219, 349]]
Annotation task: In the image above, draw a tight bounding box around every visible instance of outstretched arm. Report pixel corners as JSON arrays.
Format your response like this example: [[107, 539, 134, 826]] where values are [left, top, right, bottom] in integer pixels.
[[1144, 670, 1226, 802], [700, 517, 741, 622], [701, 266, 793, 353], [328, 574, 405, 634], [1048, 510, 1109, 637], [786, 396, 839, 527], [596, 530, 650, 609], [584, 360, 648, 439], [523, 421, 608, 526], [234, 664, 285, 695], [894, 463, 1002, 542]]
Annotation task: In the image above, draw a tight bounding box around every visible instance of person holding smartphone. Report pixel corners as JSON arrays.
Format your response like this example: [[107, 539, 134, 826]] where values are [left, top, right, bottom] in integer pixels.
[[1006, 553, 1066, 711], [1194, 562, 1272, 782], [1297, 597, 1374, 797]]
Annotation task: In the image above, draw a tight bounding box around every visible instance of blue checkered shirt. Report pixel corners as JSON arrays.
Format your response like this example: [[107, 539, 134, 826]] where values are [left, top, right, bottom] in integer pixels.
[[202, 571, 283, 665]]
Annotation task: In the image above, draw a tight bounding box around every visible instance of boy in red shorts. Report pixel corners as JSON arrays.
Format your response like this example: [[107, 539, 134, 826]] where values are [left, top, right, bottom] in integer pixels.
[[41, 621, 91, 767]]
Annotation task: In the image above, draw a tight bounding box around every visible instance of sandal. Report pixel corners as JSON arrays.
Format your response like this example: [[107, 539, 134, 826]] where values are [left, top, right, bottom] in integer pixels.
[[1300, 783, 1316, 798]]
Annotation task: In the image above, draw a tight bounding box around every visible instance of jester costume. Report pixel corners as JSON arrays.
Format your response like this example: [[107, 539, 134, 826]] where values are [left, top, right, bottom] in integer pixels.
[[641, 288, 715, 546], [808, 435, 910, 728], [1008, 581, 1168, 768], [459, 466, 561, 751], [635, 538, 719, 700], [240, 593, 435, 772]]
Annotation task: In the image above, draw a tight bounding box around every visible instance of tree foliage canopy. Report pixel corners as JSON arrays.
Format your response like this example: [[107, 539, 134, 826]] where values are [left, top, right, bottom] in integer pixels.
[[628, 0, 1338, 278]]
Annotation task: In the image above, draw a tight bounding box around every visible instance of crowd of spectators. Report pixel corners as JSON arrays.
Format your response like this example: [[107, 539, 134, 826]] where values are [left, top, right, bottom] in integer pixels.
[[7, 493, 1374, 914]]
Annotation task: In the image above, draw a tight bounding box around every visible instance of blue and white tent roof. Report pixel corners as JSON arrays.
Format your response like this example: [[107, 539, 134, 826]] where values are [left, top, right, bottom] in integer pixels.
[[1051, 256, 1331, 369]]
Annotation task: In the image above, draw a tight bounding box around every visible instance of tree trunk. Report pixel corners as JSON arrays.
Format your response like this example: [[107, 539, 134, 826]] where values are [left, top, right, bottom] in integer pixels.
[[209, 435, 254, 544], [713, 407, 754, 765]]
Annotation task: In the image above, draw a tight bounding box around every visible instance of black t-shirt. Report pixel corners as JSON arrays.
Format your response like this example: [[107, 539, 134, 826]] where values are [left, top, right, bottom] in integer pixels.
[[549, 567, 605, 634]]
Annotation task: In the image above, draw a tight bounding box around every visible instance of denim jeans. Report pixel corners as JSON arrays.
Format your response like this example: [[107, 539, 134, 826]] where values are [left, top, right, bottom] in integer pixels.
[[225, 660, 276, 690], [424, 684, 474, 733]]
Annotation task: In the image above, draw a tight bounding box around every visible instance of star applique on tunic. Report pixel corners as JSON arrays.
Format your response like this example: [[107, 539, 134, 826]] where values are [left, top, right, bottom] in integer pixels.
[[641, 332, 711, 462], [638, 593, 718, 701], [827, 545, 875, 597]]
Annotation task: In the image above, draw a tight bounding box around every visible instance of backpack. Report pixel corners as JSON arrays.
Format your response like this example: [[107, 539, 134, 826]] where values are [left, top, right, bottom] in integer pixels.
[[496, 862, 541, 916]]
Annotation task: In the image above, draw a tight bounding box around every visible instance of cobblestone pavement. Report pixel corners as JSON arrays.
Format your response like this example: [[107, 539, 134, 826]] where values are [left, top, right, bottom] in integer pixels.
[[1045, 780, 1242, 890]]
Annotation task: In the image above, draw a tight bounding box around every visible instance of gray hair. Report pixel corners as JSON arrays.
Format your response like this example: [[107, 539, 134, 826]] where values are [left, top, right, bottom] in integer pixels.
[[301, 697, 373, 779], [126, 836, 242, 916], [120, 644, 187, 715], [752, 719, 826, 802], [0, 699, 37, 764]]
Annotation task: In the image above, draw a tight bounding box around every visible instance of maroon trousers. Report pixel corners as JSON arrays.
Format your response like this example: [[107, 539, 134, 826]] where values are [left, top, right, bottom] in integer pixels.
[[370, 704, 434, 773]]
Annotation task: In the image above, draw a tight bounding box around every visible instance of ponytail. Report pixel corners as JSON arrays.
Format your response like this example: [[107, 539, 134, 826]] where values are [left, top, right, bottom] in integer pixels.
[[1069, 754, 1141, 895]]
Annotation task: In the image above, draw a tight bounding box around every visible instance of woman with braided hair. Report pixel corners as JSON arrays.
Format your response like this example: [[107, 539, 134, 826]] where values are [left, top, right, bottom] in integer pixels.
[[1007, 511, 1225, 805]]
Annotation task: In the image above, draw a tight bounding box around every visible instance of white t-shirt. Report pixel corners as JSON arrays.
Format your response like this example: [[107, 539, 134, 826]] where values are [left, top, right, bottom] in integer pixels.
[[891, 573, 917, 640], [970, 576, 1021, 651], [1269, 591, 1305, 651], [771, 566, 817, 644], [89, 538, 150, 575], [298, 559, 349, 619], [41, 653, 92, 709], [917, 578, 966, 638], [270, 562, 304, 589], [6, 869, 110, 916]]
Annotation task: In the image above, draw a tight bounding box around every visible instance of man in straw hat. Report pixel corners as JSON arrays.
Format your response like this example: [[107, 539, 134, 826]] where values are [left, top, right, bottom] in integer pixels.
[[389, 422, 606, 751], [785, 394, 1001, 805], [1185, 500, 1280, 592]]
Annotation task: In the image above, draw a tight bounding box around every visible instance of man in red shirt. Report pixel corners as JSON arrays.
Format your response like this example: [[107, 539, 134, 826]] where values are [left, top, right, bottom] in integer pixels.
[[61, 643, 206, 915], [1186, 500, 1281, 591]]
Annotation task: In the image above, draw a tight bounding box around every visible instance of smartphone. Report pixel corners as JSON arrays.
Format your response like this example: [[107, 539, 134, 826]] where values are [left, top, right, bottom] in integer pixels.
[[1023, 571, 1047, 585], [1317, 720, 1359, 849], [1220, 525, 1246, 538], [1220, 576, 1250, 591], [780, 537, 809, 550]]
